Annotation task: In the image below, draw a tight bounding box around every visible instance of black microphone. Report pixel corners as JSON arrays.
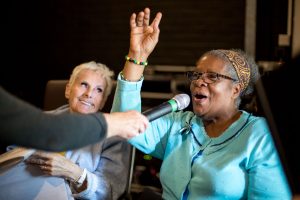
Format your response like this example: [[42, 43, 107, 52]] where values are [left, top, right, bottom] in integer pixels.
[[142, 93, 190, 122]]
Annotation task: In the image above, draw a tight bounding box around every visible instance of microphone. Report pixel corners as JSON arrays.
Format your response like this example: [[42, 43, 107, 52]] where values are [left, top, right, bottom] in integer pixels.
[[142, 93, 190, 122]]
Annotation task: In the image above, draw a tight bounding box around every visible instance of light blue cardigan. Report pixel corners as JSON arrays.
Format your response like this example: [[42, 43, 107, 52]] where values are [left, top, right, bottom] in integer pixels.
[[111, 74, 291, 200]]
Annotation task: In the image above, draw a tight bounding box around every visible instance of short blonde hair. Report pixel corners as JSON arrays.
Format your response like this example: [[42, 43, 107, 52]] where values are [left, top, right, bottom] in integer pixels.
[[69, 61, 115, 101]]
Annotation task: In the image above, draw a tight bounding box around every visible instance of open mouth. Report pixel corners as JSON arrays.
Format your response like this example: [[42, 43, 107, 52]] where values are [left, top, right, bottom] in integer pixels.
[[192, 92, 208, 105], [194, 93, 207, 100]]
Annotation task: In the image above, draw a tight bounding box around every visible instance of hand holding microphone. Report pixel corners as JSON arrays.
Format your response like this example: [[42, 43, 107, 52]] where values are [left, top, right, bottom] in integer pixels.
[[142, 93, 190, 122], [104, 111, 149, 138]]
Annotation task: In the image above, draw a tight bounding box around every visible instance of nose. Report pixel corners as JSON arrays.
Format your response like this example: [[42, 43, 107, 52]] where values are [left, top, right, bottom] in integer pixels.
[[83, 88, 94, 98], [192, 78, 208, 87]]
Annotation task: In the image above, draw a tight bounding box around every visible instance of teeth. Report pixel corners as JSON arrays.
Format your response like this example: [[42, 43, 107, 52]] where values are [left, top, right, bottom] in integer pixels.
[[80, 100, 92, 106]]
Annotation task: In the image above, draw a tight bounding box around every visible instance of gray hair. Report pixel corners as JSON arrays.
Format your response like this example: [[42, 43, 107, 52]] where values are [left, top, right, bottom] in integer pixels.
[[69, 61, 115, 101], [202, 49, 260, 107]]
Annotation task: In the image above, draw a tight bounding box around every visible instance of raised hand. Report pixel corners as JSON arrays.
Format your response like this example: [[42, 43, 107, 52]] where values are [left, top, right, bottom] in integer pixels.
[[128, 7, 162, 61]]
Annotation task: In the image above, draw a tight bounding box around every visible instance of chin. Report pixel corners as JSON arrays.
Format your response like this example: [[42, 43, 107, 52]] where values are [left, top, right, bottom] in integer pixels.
[[76, 108, 94, 114], [193, 108, 204, 117], [193, 104, 204, 115]]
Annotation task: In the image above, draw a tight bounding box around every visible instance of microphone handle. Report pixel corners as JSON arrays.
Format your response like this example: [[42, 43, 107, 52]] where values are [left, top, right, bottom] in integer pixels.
[[142, 101, 173, 122]]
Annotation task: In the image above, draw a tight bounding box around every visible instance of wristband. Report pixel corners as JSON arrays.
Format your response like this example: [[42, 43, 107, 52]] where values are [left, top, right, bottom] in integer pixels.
[[125, 55, 148, 66]]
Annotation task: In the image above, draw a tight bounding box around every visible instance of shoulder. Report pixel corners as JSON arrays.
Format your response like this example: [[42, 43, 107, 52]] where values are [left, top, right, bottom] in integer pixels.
[[247, 113, 269, 133], [45, 105, 70, 114], [240, 111, 273, 144]]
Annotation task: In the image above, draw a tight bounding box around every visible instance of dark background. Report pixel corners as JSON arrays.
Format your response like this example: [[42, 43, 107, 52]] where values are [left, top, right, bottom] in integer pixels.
[[1, 0, 289, 108], [1, 0, 295, 195]]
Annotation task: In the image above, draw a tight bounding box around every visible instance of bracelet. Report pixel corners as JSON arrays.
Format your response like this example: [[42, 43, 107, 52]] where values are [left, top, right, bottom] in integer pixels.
[[125, 55, 148, 66], [120, 71, 143, 82], [74, 168, 87, 185]]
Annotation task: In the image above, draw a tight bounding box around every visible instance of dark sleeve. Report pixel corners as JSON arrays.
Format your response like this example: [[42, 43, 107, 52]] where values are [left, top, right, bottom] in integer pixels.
[[0, 86, 108, 151]]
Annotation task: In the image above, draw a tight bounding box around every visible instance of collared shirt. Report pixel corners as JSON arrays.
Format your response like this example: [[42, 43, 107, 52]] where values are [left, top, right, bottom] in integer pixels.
[[111, 74, 291, 200], [50, 106, 132, 200]]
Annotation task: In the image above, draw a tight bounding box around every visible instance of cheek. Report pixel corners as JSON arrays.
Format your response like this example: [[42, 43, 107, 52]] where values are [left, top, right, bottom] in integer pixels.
[[94, 95, 105, 108], [67, 92, 77, 104], [69, 88, 82, 98], [190, 83, 196, 92], [212, 84, 234, 101], [68, 99, 80, 113]]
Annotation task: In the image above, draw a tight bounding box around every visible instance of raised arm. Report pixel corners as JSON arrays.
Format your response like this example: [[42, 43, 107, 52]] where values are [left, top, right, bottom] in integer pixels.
[[122, 7, 162, 81]]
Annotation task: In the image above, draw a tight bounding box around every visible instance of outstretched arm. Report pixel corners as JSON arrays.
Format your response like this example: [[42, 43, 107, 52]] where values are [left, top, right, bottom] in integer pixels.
[[0, 86, 148, 151]]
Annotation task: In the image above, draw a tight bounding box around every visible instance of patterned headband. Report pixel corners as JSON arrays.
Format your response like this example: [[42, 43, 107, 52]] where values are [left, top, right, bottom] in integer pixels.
[[217, 49, 251, 92]]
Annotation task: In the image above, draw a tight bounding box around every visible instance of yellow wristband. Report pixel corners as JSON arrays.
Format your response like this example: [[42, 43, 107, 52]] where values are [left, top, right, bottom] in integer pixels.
[[125, 55, 148, 66]]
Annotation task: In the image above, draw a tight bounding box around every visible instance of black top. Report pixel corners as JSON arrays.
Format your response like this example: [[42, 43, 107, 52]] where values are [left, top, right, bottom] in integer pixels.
[[0, 86, 107, 151]]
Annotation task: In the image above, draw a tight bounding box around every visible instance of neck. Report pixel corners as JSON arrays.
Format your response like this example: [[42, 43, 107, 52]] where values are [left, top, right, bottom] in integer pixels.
[[203, 110, 241, 138]]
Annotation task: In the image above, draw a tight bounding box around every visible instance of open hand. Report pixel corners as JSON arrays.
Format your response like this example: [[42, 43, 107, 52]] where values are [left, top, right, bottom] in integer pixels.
[[129, 7, 162, 61]]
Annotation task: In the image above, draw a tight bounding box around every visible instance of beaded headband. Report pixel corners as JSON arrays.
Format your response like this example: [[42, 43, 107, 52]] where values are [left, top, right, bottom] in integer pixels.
[[218, 50, 250, 92]]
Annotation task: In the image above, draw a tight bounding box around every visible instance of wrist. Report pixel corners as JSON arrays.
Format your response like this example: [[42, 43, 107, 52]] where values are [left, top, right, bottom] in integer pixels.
[[120, 71, 143, 82], [125, 55, 148, 66], [123, 54, 147, 81], [127, 51, 149, 62], [73, 168, 87, 186]]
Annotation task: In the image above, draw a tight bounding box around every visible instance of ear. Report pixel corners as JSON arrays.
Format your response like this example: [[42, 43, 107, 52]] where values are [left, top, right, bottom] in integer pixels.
[[65, 82, 71, 99], [232, 82, 242, 99]]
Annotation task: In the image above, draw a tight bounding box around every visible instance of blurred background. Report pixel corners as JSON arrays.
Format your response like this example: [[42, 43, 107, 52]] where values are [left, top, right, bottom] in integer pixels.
[[2, 0, 299, 108], [1, 0, 299, 196]]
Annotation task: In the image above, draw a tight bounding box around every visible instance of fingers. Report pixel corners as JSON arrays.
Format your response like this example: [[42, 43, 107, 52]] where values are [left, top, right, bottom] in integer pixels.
[[136, 10, 144, 27], [127, 111, 149, 137], [32, 151, 49, 157], [104, 111, 149, 139], [26, 157, 51, 172], [130, 13, 137, 28], [40, 165, 50, 171], [143, 7, 150, 26], [151, 12, 162, 32], [150, 12, 162, 42], [139, 113, 149, 133], [27, 157, 48, 165], [130, 7, 160, 28], [129, 10, 145, 28]]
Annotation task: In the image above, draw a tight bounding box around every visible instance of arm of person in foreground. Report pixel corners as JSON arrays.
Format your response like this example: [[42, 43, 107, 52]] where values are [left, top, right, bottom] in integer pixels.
[[0, 86, 148, 151]]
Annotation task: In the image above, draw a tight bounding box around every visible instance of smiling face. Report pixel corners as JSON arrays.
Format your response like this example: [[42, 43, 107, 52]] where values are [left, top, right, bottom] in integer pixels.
[[65, 69, 107, 114], [190, 55, 241, 120]]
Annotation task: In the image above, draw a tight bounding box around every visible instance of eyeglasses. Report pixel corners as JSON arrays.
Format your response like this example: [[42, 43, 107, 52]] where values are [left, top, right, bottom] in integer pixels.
[[186, 71, 238, 84]]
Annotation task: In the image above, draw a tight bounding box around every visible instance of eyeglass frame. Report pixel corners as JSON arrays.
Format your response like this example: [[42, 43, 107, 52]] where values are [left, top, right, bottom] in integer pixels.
[[186, 71, 238, 84]]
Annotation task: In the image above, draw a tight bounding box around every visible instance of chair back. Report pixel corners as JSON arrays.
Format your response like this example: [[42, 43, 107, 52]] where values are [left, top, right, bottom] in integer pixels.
[[44, 80, 68, 111]]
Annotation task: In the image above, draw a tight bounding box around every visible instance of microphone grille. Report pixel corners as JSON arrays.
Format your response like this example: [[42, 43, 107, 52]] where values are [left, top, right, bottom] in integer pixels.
[[173, 93, 190, 110]]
